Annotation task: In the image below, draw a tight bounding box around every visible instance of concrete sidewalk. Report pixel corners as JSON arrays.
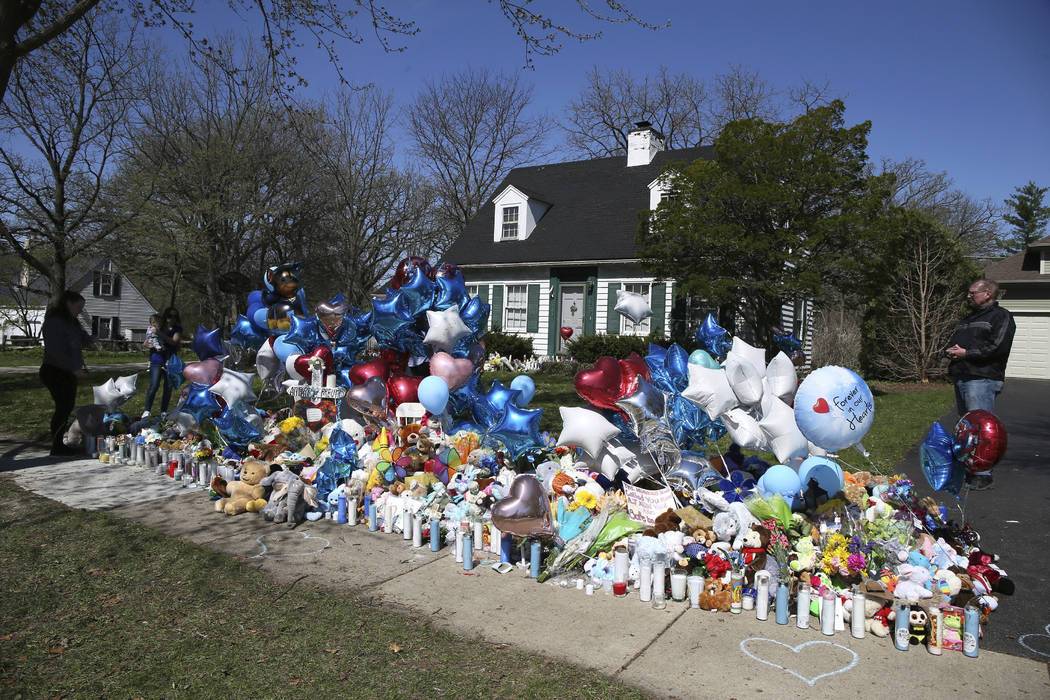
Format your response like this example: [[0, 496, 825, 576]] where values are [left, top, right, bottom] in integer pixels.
[[2, 446, 1048, 699]]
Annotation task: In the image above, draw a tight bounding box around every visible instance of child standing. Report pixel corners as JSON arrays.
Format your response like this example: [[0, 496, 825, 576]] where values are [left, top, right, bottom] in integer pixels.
[[144, 314, 163, 353]]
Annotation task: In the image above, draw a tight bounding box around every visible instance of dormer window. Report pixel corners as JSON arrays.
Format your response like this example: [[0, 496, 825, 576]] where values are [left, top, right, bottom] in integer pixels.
[[501, 206, 519, 239]]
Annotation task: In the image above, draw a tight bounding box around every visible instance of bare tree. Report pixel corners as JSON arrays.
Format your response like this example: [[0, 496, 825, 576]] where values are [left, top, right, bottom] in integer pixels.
[[406, 67, 551, 241], [878, 157, 1002, 257], [0, 1, 666, 104], [0, 9, 145, 306], [304, 88, 433, 306], [704, 64, 783, 137], [562, 65, 707, 157]]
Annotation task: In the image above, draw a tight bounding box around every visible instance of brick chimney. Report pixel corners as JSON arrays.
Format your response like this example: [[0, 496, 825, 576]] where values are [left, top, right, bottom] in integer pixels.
[[626, 121, 665, 167]]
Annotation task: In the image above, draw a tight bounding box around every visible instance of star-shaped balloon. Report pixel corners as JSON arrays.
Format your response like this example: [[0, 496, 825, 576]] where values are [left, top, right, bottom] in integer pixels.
[[615, 376, 668, 432], [212, 404, 262, 446], [230, 314, 267, 350], [180, 381, 223, 424], [424, 306, 472, 353], [615, 289, 653, 326], [331, 309, 372, 367], [470, 379, 522, 429], [447, 373, 482, 416], [458, 295, 490, 335], [282, 314, 326, 353], [695, 313, 731, 359], [431, 263, 468, 310], [397, 266, 436, 318], [191, 325, 224, 361], [773, 330, 803, 355], [326, 428, 359, 472], [557, 406, 620, 458], [645, 342, 689, 393], [208, 367, 257, 406], [370, 292, 416, 349], [485, 403, 543, 459]]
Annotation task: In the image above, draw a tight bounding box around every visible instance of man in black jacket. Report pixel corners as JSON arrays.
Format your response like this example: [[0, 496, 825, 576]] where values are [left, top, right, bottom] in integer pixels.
[[945, 278, 1015, 490]]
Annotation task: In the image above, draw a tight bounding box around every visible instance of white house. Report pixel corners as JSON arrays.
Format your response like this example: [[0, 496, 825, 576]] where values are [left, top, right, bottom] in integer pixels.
[[445, 122, 814, 358], [985, 234, 1050, 379]]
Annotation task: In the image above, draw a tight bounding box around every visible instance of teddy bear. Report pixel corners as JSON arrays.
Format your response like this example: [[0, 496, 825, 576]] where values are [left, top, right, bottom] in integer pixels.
[[691, 527, 717, 548], [893, 563, 934, 603], [789, 537, 818, 576], [642, 509, 682, 538], [657, 530, 695, 567], [215, 459, 269, 515], [843, 596, 890, 637], [739, 524, 769, 583], [698, 577, 732, 612]]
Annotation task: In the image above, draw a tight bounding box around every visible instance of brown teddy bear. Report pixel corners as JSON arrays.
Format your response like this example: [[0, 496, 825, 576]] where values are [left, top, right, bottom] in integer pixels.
[[699, 578, 732, 612], [215, 459, 269, 515], [741, 524, 771, 586], [642, 509, 682, 538], [691, 527, 717, 548]]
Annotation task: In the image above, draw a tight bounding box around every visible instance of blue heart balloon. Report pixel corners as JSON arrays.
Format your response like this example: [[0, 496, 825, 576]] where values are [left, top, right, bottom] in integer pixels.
[[191, 325, 224, 361]]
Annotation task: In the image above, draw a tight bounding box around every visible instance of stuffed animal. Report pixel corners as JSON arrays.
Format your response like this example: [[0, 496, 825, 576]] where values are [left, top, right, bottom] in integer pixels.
[[908, 607, 928, 646], [699, 577, 733, 612], [843, 596, 890, 637], [215, 459, 269, 515], [967, 549, 1015, 595], [658, 530, 695, 567], [710, 501, 760, 551], [642, 509, 682, 538], [691, 527, 717, 548], [789, 537, 818, 576], [740, 524, 770, 585], [893, 563, 934, 603]]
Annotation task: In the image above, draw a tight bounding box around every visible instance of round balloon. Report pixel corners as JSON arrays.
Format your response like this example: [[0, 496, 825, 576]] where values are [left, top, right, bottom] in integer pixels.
[[510, 375, 536, 406], [687, 349, 720, 369], [793, 366, 874, 451], [953, 410, 1007, 474], [796, 456, 844, 498], [417, 375, 450, 414], [758, 464, 802, 508]]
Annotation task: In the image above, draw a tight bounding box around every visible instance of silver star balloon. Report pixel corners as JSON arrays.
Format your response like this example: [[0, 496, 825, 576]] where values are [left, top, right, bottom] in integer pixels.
[[208, 367, 257, 406], [615, 377, 680, 471], [423, 306, 472, 353], [614, 289, 653, 326]]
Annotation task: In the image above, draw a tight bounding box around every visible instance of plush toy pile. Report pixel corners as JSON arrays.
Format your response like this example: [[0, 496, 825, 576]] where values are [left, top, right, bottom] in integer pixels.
[[84, 258, 1011, 657]]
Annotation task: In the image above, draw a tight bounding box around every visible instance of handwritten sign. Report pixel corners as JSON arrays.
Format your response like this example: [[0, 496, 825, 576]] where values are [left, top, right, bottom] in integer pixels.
[[623, 483, 676, 526]]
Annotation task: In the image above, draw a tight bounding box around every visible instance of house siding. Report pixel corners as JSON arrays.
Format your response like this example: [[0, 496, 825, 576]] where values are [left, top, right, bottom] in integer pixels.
[[78, 267, 157, 341]]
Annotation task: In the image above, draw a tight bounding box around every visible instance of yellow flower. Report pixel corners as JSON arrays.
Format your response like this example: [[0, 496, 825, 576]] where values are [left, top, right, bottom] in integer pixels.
[[314, 437, 330, 453], [574, 491, 598, 511], [279, 416, 304, 434]]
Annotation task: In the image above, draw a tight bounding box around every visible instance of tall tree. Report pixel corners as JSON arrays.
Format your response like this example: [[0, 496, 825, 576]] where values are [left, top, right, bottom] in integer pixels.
[[1001, 180, 1050, 254], [0, 8, 145, 306], [562, 65, 707, 157], [0, 1, 665, 104], [639, 100, 890, 348], [406, 67, 551, 242]]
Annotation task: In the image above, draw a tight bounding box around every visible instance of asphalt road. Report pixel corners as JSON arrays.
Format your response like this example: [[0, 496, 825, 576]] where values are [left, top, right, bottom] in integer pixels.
[[893, 378, 1050, 661]]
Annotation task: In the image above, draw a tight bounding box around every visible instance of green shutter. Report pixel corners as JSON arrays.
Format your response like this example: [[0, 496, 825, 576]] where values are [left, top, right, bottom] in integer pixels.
[[584, 276, 597, 336], [526, 284, 540, 333], [606, 282, 621, 334], [651, 282, 666, 337], [547, 277, 560, 356], [477, 285, 489, 331], [490, 285, 504, 330]]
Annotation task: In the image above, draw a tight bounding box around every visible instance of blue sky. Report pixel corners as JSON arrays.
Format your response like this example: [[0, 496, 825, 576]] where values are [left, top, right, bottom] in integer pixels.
[[187, 0, 1049, 208]]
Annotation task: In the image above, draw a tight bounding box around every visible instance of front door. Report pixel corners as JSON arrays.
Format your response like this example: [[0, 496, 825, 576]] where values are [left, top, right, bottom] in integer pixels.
[[559, 284, 585, 353]]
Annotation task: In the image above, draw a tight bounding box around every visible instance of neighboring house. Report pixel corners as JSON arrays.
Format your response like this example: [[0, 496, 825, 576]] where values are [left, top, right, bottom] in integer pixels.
[[444, 122, 813, 358], [29, 258, 158, 343], [985, 234, 1050, 379], [0, 263, 47, 343]]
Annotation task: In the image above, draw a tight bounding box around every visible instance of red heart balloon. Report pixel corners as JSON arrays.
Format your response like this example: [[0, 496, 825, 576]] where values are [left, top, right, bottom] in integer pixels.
[[812, 398, 831, 414], [560, 326, 574, 340], [380, 349, 409, 374], [349, 357, 391, 385], [293, 345, 334, 379], [618, 352, 652, 398], [386, 373, 422, 408], [574, 356, 624, 412]]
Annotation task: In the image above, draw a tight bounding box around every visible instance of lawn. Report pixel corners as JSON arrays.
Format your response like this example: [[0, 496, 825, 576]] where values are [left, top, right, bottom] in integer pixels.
[[0, 480, 643, 699], [0, 347, 146, 367]]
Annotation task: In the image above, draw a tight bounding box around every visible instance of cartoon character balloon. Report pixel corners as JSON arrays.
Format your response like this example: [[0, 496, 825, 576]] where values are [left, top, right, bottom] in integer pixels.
[[953, 410, 1007, 474], [263, 262, 307, 331]]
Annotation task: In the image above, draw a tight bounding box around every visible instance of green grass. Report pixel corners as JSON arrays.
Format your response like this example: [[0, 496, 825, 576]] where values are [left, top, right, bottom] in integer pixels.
[[0, 347, 146, 367], [0, 480, 643, 699]]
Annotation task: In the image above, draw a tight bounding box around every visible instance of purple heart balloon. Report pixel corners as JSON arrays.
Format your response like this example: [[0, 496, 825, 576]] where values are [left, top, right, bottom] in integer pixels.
[[490, 475, 554, 539], [182, 358, 223, 385], [342, 376, 388, 421], [429, 351, 475, 392]]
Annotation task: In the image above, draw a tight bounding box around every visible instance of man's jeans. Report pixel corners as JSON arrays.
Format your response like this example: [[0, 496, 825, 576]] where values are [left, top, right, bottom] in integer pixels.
[[954, 378, 1003, 416], [955, 378, 1003, 477]]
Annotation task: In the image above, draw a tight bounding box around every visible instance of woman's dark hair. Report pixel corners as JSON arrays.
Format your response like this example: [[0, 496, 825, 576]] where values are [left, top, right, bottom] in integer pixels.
[[160, 306, 181, 326], [45, 290, 85, 323]]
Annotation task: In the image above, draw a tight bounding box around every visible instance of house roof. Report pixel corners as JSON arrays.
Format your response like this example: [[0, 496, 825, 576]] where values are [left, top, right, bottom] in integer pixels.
[[444, 146, 713, 267], [984, 243, 1050, 284]]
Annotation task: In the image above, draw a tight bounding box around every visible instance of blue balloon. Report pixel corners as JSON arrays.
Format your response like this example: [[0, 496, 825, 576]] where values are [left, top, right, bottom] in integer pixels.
[[282, 314, 325, 353], [484, 403, 543, 459], [921, 422, 964, 495], [397, 266, 436, 318], [212, 405, 262, 446], [191, 325, 224, 361], [696, 313, 731, 359], [251, 307, 270, 333], [471, 380, 521, 429], [759, 464, 802, 501], [326, 428, 359, 470], [272, 334, 299, 363], [688, 349, 720, 368], [773, 330, 803, 355], [418, 375, 450, 414], [797, 456, 844, 497], [510, 375, 535, 406], [793, 366, 875, 451], [180, 381, 222, 424], [432, 267, 468, 310], [229, 314, 267, 350], [645, 342, 689, 394], [447, 374, 482, 416], [330, 309, 371, 366], [166, 354, 185, 388], [458, 295, 490, 335]]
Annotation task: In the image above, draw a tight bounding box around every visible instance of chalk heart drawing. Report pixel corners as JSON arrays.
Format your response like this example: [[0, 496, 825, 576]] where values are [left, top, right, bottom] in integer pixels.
[[1018, 623, 1050, 658], [250, 530, 330, 559], [739, 638, 858, 687]]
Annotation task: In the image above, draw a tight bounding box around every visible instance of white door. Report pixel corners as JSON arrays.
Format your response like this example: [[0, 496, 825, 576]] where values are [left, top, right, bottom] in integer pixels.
[[1006, 313, 1050, 379], [559, 284, 585, 353]]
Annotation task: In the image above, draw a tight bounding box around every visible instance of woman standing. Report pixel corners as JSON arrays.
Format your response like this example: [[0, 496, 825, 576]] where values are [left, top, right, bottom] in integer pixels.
[[142, 306, 182, 418], [40, 291, 92, 456]]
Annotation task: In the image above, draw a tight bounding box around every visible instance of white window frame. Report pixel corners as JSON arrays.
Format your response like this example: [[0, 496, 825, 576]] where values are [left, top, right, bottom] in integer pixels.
[[501, 206, 519, 239], [94, 261, 118, 297], [621, 282, 652, 336], [504, 284, 527, 331], [466, 284, 478, 299]]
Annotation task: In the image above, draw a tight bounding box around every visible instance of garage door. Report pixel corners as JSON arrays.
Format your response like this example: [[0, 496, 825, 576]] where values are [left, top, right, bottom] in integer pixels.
[[1006, 313, 1050, 379]]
